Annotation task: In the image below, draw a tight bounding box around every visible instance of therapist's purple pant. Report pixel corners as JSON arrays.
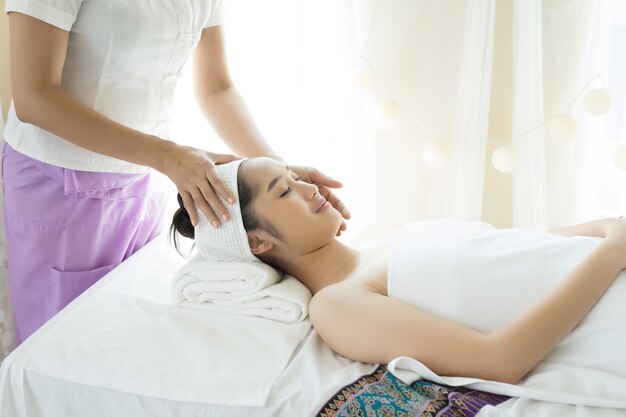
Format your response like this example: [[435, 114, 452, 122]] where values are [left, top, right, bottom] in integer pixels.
[[2, 142, 169, 346]]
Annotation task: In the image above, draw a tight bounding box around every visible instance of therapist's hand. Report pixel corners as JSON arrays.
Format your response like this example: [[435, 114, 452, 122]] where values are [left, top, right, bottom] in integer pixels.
[[159, 142, 241, 228], [290, 165, 350, 236]]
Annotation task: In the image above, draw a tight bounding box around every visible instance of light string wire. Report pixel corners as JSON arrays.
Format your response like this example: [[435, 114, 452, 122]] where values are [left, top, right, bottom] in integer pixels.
[[360, 57, 624, 147]]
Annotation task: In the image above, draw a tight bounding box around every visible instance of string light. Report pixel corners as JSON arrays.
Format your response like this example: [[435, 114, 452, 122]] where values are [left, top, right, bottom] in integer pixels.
[[613, 145, 626, 170], [422, 140, 450, 170], [491, 145, 515, 173], [351, 57, 624, 172], [583, 88, 613, 115]]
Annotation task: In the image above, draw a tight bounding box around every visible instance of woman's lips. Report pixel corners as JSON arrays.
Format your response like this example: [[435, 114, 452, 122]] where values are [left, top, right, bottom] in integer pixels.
[[315, 199, 329, 213]]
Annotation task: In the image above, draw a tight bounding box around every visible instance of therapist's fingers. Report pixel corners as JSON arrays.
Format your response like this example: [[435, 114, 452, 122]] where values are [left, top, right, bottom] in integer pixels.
[[205, 152, 240, 205], [212, 152, 241, 166], [336, 220, 347, 237], [319, 185, 351, 220], [160, 143, 242, 227], [179, 190, 200, 228], [291, 166, 343, 189], [201, 166, 233, 219], [195, 181, 226, 228]]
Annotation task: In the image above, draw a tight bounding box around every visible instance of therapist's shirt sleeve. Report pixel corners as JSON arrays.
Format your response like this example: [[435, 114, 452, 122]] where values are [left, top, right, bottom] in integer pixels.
[[4, 0, 84, 32], [203, 0, 227, 28]]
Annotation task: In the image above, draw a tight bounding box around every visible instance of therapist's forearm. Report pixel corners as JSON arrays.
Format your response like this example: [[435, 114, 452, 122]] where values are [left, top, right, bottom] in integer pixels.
[[15, 88, 171, 171], [196, 85, 282, 161]]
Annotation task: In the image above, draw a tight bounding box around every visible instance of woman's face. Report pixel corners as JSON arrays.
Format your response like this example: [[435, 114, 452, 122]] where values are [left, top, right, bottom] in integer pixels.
[[241, 157, 344, 256]]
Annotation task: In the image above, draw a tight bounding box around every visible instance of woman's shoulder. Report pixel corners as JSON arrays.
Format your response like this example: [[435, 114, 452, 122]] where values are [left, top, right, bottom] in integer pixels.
[[308, 280, 370, 327]]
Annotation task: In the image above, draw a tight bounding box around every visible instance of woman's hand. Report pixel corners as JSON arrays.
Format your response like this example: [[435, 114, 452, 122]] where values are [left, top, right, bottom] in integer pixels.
[[548, 216, 623, 238], [597, 216, 624, 238], [159, 141, 241, 227], [290, 165, 351, 236], [601, 217, 626, 268]]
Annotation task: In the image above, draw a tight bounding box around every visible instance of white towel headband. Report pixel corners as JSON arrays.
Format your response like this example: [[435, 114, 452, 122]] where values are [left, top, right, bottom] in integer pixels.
[[195, 159, 261, 263]]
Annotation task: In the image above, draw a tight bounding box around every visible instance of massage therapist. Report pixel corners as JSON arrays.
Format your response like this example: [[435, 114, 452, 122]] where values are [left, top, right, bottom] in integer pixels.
[[3, 0, 349, 346]]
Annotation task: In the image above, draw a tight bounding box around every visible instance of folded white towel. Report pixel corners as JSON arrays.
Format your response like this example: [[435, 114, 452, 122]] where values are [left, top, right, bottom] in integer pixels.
[[171, 253, 312, 323]]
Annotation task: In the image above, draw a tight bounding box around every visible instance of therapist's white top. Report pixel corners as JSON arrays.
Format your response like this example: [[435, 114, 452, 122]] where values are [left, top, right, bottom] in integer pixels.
[[4, 0, 225, 173]]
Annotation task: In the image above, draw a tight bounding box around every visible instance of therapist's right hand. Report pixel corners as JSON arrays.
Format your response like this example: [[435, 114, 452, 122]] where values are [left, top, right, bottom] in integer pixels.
[[158, 141, 241, 228]]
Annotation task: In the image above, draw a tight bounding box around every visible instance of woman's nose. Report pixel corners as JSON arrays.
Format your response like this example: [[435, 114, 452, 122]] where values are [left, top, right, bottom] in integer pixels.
[[299, 181, 319, 198]]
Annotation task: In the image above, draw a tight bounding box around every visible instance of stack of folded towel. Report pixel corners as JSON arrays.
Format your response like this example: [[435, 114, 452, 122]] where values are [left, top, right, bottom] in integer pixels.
[[171, 253, 311, 323], [167, 159, 313, 406], [171, 159, 312, 323]]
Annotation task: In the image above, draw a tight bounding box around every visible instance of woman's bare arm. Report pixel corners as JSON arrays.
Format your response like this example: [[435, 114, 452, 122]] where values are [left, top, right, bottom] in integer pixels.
[[547, 217, 619, 238], [310, 241, 624, 385], [492, 240, 623, 383], [310, 284, 507, 382]]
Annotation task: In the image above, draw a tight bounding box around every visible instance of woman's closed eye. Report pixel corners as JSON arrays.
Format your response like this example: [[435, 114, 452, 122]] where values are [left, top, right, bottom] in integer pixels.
[[280, 176, 302, 197]]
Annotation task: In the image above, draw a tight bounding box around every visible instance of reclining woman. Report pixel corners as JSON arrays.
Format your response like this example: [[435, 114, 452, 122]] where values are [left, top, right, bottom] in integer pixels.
[[170, 156, 626, 387]]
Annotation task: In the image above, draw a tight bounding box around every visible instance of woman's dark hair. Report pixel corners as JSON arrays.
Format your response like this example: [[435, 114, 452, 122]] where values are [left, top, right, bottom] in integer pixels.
[[169, 161, 289, 272], [169, 193, 195, 255]]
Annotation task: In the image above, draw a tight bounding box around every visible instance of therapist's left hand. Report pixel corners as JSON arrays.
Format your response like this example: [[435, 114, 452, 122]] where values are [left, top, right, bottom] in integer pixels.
[[290, 165, 350, 236]]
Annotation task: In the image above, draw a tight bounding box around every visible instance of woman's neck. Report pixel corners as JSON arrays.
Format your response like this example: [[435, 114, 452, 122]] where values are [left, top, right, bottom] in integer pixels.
[[286, 240, 360, 295]]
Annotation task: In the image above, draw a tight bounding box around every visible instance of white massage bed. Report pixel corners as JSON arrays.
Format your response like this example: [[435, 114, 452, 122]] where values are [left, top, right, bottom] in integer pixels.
[[0, 229, 623, 417]]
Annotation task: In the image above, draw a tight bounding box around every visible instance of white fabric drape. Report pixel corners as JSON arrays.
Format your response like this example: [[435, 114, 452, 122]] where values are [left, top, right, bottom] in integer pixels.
[[572, 0, 626, 222], [352, 0, 496, 225], [512, 0, 610, 230], [171, 0, 376, 231], [0, 102, 15, 362], [511, 0, 547, 229], [444, 0, 496, 220]]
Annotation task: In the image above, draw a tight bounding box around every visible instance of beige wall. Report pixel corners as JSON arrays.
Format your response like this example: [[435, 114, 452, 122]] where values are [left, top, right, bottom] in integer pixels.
[[482, 0, 513, 228], [0, 0, 10, 122]]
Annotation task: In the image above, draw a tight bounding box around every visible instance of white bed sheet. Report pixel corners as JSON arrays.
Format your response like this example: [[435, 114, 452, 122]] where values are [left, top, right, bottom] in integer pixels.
[[0, 230, 624, 417], [0, 234, 378, 416]]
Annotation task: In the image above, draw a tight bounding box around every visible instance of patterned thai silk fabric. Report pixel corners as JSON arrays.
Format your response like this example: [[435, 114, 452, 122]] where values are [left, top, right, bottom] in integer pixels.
[[316, 365, 510, 417]]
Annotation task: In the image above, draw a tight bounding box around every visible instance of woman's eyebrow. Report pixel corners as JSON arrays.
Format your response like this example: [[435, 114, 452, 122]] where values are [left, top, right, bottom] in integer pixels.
[[267, 165, 291, 192]]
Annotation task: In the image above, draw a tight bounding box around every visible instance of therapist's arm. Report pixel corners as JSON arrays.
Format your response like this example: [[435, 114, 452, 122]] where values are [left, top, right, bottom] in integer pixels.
[[8, 12, 237, 227], [192, 25, 281, 160], [9, 12, 167, 170], [192, 25, 351, 232]]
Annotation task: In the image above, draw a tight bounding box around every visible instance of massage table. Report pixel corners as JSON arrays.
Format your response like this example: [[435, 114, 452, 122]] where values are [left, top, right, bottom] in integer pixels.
[[0, 228, 622, 416]]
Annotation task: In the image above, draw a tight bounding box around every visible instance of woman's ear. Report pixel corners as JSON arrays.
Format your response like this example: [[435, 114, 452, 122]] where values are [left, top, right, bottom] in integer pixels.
[[248, 233, 274, 255]]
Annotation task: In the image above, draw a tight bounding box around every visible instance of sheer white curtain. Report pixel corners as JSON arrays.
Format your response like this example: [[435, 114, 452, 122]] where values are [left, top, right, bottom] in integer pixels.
[[511, 0, 625, 230], [573, 0, 626, 221], [0, 103, 14, 362], [170, 0, 375, 232], [511, 0, 547, 229], [349, 0, 495, 225], [171, 0, 496, 229]]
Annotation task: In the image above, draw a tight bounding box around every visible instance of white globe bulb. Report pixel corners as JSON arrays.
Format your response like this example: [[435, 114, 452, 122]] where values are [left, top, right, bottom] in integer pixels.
[[548, 115, 578, 140], [422, 140, 450, 169], [372, 99, 404, 131], [350, 62, 378, 95], [583, 88, 612, 115], [491, 145, 515, 173], [612, 145, 626, 171]]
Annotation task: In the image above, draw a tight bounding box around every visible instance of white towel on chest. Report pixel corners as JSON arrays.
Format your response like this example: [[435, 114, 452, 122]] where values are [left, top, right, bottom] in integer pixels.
[[171, 253, 311, 323], [386, 219, 626, 409]]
